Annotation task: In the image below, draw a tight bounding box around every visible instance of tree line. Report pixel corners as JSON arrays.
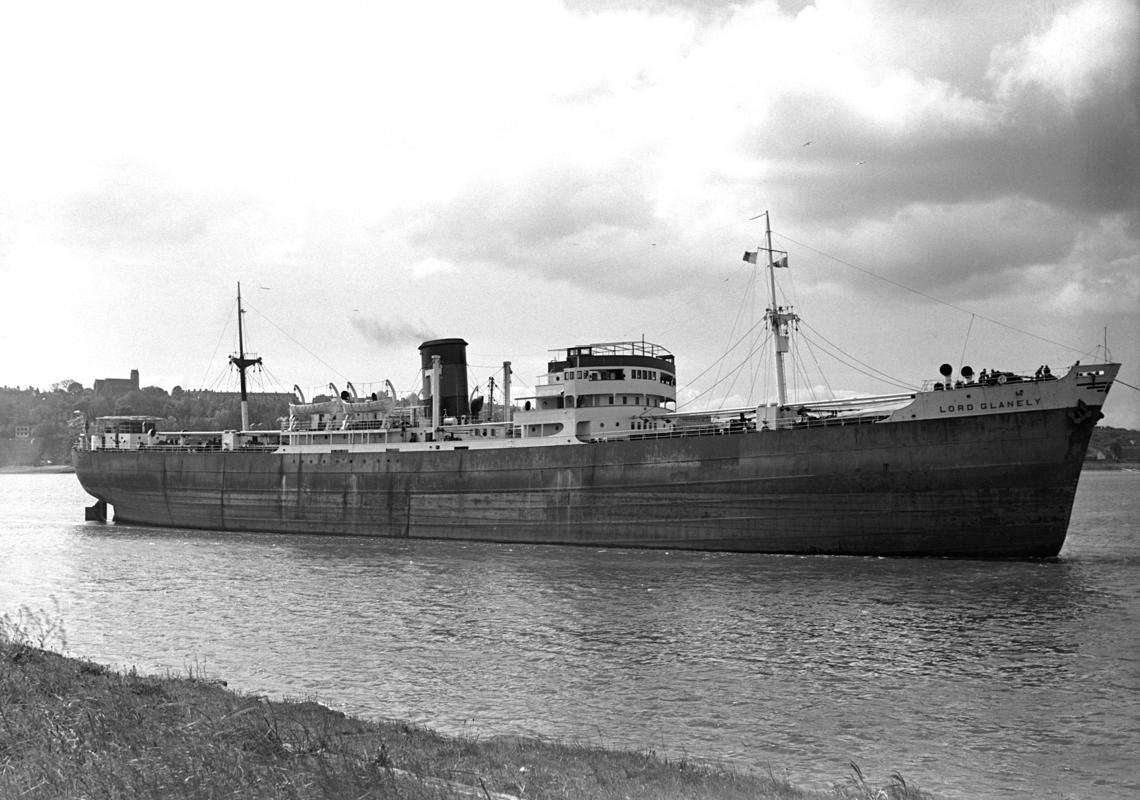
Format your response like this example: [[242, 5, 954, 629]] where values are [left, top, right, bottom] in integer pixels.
[[3, 378, 1136, 466], [0, 380, 291, 464]]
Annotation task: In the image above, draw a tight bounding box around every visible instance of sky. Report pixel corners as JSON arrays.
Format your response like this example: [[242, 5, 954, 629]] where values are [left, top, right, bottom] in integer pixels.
[[1, 0, 1138, 428]]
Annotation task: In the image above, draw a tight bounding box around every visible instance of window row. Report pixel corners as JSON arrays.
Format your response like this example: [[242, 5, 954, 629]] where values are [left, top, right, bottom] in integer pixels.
[[558, 368, 676, 385]]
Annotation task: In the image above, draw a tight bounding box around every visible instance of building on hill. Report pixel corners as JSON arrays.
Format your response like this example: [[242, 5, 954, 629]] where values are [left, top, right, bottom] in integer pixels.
[[94, 369, 140, 396]]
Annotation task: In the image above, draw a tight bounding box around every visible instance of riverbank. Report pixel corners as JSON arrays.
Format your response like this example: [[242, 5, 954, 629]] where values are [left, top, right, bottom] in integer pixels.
[[0, 464, 75, 474], [1082, 461, 1140, 471], [0, 629, 930, 800]]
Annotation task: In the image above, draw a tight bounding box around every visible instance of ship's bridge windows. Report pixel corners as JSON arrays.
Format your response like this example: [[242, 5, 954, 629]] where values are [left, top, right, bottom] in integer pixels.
[[592, 369, 624, 381]]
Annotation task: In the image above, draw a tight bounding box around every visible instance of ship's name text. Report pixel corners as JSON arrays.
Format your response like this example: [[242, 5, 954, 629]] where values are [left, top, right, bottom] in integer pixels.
[[938, 397, 1043, 414]]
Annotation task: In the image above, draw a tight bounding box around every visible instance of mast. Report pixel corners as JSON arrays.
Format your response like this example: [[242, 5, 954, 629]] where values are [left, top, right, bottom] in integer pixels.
[[761, 212, 798, 408], [229, 282, 262, 431], [502, 361, 512, 423]]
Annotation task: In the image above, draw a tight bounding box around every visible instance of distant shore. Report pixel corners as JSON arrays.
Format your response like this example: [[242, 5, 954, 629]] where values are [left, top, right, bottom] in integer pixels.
[[0, 464, 75, 474]]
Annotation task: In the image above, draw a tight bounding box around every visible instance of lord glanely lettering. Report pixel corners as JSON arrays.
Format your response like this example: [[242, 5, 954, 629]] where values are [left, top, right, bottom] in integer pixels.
[[938, 397, 1044, 414], [939, 403, 974, 413]]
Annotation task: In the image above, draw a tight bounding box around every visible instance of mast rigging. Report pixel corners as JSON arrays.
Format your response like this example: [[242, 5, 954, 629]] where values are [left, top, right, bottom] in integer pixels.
[[229, 282, 262, 431]]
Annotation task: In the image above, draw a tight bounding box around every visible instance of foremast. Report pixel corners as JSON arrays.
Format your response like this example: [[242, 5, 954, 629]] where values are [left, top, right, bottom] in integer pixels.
[[228, 282, 262, 431], [756, 211, 798, 409]]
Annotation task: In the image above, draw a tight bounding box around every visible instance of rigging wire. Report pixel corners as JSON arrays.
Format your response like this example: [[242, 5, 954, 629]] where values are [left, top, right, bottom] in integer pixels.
[[748, 339, 766, 405], [959, 314, 976, 371], [789, 338, 820, 403], [772, 230, 1089, 355], [798, 332, 835, 399], [758, 335, 772, 406], [681, 329, 773, 410], [244, 302, 351, 383], [712, 265, 757, 395], [676, 314, 770, 408], [203, 359, 233, 393], [796, 327, 917, 391], [246, 368, 284, 425], [199, 305, 235, 390], [797, 318, 916, 389], [719, 351, 746, 409], [713, 260, 764, 406], [511, 371, 533, 392], [258, 364, 292, 396]]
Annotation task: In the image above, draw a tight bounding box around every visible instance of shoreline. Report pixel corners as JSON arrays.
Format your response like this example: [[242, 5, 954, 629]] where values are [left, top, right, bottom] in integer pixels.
[[0, 464, 76, 474], [0, 634, 933, 799]]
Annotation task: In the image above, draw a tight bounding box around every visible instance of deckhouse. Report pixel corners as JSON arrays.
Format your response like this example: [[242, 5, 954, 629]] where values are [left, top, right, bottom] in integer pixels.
[[514, 340, 677, 440]]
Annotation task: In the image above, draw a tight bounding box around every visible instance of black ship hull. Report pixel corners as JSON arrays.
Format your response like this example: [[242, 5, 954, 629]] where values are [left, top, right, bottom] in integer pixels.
[[74, 406, 1098, 557]]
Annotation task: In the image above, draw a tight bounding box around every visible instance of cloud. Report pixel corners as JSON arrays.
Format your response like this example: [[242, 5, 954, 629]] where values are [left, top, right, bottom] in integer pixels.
[[794, 198, 1079, 297], [2, 1, 1137, 428], [63, 167, 216, 251], [407, 160, 660, 290], [1047, 213, 1140, 317], [988, 0, 1139, 108], [984, 0, 1140, 220], [411, 258, 458, 280]]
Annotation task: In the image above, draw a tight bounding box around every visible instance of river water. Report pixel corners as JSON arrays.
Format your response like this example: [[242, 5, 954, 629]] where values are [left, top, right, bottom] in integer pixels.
[[1, 471, 1137, 799]]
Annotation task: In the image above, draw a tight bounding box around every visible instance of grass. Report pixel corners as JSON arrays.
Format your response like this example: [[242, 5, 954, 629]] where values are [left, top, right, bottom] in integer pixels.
[[1, 608, 933, 800]]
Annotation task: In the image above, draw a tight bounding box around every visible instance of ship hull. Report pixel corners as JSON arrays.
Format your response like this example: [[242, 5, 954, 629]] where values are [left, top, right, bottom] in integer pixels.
[[73, 406, 1099, 557]]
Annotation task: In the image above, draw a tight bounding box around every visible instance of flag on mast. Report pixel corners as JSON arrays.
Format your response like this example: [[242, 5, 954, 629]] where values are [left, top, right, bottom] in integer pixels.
[[743, 251, 758, 264], [771, 256, 788, 268]]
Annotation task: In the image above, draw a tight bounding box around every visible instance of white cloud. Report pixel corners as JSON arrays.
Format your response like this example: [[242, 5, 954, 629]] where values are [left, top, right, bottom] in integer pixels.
[[411, 258, 458, 281], [0, 0, 1137, 428], [988, 0, 1139, 108]]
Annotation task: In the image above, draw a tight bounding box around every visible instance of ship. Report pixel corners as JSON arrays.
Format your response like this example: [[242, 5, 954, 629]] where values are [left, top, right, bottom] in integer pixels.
[[73, 217, 1120, 557]]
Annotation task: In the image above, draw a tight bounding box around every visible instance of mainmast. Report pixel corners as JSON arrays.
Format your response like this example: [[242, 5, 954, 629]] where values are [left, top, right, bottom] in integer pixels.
[[760, 212, 798, 408], [229, 282, 262, 431]]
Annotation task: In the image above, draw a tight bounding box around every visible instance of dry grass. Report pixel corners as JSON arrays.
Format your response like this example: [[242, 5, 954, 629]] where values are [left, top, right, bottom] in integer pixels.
[[1, 608, 932, 799]]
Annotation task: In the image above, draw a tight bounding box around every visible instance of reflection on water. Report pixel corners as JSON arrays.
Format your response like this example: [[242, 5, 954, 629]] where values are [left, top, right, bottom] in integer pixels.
[[1, 472, 1138, 800]]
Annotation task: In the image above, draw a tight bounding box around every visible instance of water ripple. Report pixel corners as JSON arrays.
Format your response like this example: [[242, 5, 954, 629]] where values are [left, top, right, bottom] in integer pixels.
[[1, 472, 1138, 800]]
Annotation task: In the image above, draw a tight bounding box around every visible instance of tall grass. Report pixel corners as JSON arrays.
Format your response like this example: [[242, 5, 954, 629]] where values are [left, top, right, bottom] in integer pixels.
[[1, 610, 933, 799], [0, 600, 68, 650]]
